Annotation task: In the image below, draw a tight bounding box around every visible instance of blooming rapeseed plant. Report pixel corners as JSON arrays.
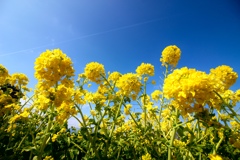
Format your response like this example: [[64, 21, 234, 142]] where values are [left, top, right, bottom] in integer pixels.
[[1, 46, 240, 160]]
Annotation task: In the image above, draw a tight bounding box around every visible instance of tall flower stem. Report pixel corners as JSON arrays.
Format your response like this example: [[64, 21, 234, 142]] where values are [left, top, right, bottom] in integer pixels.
[[168, 108, 179, 160], [75, 104, 101, 159], [38, 104, 54, 160], [109, 96, 124, 138]]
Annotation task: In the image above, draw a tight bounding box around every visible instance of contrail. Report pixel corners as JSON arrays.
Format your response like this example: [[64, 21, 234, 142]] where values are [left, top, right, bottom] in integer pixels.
[[0, 14, 185, 57]]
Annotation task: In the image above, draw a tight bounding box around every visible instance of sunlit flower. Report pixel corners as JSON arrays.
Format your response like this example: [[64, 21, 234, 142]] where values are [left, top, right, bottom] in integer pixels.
[[151, 90, 162, 101], [163, 67, 215, 114], [43, 156, 54, 160], [0, 64, 9, 85], [84, 62, 105, 84], [141, 153, 152, 160], [108, 71, 121, 83], [209, 65, 238, 91], [160, 45, 181, 67], [208, 154, 223, 160], [52, 134, 58, 142], [90, 110, 97, 116], [136, 63, 154, 76], [34, 49, 74, 86], [116, 73, 142, 98]]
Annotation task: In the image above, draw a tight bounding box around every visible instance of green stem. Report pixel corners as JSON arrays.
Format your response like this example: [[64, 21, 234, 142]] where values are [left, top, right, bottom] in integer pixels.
[[144, 81, 147, 129], [38, 104, 54, 160], [109, 96, 124, 138], [71, 141, 86, 153], [214, 135, 224, 154], [168, 109, 179, 160], [75, 104, 101, 160]]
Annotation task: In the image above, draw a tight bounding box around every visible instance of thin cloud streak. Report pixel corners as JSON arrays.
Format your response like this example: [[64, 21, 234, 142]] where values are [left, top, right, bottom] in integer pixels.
[[0, 14, 185, 57]]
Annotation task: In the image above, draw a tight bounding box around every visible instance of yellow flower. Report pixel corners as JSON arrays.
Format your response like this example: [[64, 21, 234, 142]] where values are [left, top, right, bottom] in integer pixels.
[[208, 154, 223, 160], [74, 89, 86, 105], [160, 45, 181, 67], [9, 73, 29, 87], [209, 65, 238, 91], [136, 63, 154, 76], [0, 64, 9, 85], [151, 90, 162, 101], [8, 114, 21, 124], [230, 121, 240, 130], [20, 110, 30, 118], [34, 49, 74, 86], [163, 67, 215, 114], [56, 101, 77, 124], [54, 84, 74, 107], [174, 139, 186, 147], [52, 134, 58, 142], [35, 94, 51, 110], [84, 62, 105, 84], [90, 110, 97, 116], [43, 156, 54, 160], [141, 153, 152, 160], [108, 71, 121, 83], [116, 73, 142, 97]]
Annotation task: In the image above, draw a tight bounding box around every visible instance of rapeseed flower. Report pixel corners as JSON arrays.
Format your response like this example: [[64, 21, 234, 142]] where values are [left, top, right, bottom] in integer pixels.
[[151, 90, 162, 101], [84, 62, 105, 84], [0, 64, 9, 85], [163, 67, 215, 114], [160, 45, 181, 67], [116, 73, 141, 99], [34, 49, 74, 86], [9, 73, 29, 87], [108, 71, 121, 83], [136, 63, 154, 76], [141, 153, 152, 160], [208, 154, 223, 160], [210, 65, 238, 91]]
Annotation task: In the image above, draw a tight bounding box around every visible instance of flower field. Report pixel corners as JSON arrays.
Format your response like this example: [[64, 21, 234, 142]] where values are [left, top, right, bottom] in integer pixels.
[[0, 45, 240, 160]]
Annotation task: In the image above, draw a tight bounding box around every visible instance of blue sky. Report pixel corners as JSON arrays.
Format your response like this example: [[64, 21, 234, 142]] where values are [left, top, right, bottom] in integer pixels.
[[1, 1, 240, 126]]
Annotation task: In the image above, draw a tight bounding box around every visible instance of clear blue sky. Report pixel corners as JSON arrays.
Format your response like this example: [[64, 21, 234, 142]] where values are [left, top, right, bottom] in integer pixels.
[[1, 0, 240, 87], [1, 0, 240, 126]]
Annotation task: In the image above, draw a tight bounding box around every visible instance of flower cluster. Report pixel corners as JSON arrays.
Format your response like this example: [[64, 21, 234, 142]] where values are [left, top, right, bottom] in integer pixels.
[[210, 65, 238, 91], [0, 65, 29, 116], [116, 73, 142, 99], [108, 71, 121, 83], [151, 90, 162, 101], [34, 49, 75, 88], [1, 45, 240, 160], [163, 67, 216, 115], [160, 45, 181, 67], [84, 62, 105, 84], [0, 64, 9, 85], [136, 63, 154, 76], [34, 49, 76, 124]]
